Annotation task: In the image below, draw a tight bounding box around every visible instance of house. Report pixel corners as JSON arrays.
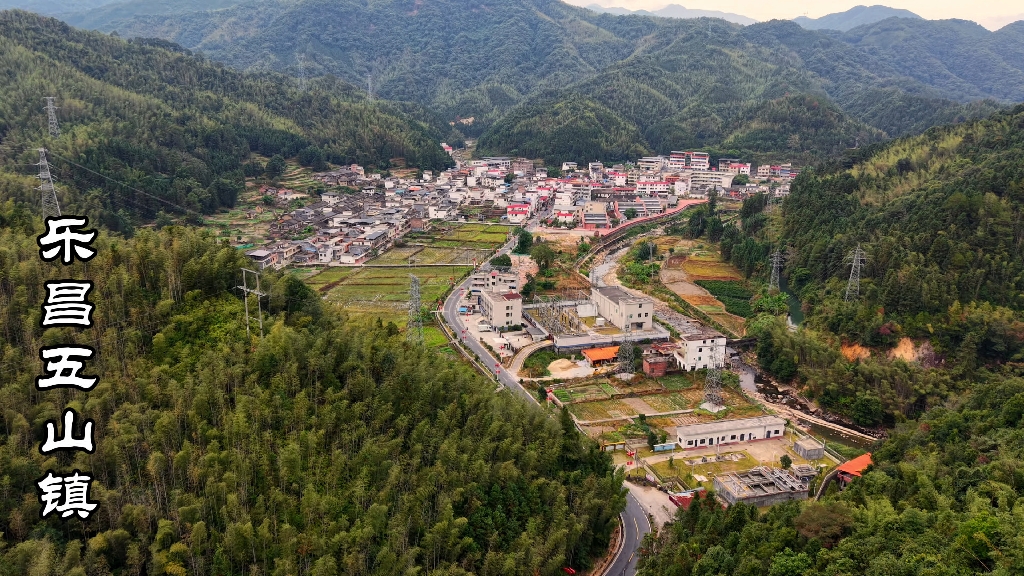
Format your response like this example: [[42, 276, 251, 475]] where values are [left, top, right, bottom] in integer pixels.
[[673, 331, 727, 371], [506, 203, 531, 224], [637, 156, 667, 171], [636, 181, 672, 196], [794, 438, 825, 460], [668, 151, 710, 171], [590, 286, 653, 332], [245, 249, 278, 270], [581, 202, 610, 230], [480, 291, 523, 329], [676, 416, 787, 450], [470, 271, 519, 294], [581, 346, 620, 368]]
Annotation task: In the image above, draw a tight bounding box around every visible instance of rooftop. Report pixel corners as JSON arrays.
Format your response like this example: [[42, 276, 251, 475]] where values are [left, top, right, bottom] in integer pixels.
[[675, 415, 786, 436], [593, 286, 647, 304], [582, 346, 620, 362], [836, 453, 873, 477]]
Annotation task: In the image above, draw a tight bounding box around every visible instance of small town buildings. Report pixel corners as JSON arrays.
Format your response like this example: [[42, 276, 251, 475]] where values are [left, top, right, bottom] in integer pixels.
[[714, 467, 809, 506], [676, 415, 787, 449], [674, 331, 728, 371], [480, 290, 523, 329], [245, 249, 279, 270], [591, 286, 654, 332], [582, 346, 620, 368], [470, 270, 519, 294]]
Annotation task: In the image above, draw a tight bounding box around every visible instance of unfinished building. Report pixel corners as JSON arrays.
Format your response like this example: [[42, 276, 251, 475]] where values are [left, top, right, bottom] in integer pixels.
[[714, 466, 810, 507]]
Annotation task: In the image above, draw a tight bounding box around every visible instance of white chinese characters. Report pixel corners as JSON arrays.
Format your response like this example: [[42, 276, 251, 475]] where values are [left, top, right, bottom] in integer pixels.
[[37, 471, 99, 519]]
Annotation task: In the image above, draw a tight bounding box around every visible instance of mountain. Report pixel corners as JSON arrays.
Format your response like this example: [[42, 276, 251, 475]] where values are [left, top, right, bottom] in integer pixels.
[[0, 219, 625, 574], [60, 0, 240, 30], [31, 0, 1024, 165], [0, 10, 452, 232], [585, 3, 757, 26], [793, 4, 922, 31]]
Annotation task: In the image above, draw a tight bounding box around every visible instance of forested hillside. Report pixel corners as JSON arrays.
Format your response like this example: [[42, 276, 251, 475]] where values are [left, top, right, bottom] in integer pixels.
[[712, 105, 1024, 429], [0, 202, 625, 575], [638, 375, 1024, 575], [70, 0, 1024, 164], [0, 10, 451, 232]]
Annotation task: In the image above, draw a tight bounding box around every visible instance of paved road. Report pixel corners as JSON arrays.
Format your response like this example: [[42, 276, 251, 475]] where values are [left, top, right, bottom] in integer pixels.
[[439, 217, 653, 575], [607, 492, 652, 576]]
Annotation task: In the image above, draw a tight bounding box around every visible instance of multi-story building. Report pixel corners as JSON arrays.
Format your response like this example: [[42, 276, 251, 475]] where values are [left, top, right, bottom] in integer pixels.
[[480, 290, 523, 329], [590, 286, 653, 332], [672, 331, 727, 371], [669, 151, 711, 171], [470, 270, 519, 294], [637, 156, 668, 171], [636, 180, 672, 196]]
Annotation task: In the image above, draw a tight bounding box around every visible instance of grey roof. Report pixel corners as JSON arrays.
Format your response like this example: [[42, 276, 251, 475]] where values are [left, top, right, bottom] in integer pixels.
[[594, 286, 646, 304], [676, 416, 785, 436]]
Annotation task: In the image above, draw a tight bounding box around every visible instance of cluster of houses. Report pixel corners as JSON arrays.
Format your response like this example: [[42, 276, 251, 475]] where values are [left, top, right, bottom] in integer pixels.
[[242, 148, 798, 269]]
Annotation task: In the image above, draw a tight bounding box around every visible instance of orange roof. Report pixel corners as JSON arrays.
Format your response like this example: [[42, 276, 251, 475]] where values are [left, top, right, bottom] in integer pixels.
[[582, 346, 620, 362], [836, 453, 873, 477]]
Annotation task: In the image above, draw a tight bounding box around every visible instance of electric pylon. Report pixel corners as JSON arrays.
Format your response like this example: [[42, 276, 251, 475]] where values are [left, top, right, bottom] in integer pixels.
[[844, 244, 867, 302], [769, 249, 784, 292], [700, 340, 724, 413], [407, 274, 423, 344], [239, 268, 266, 341], [44, 97, 60, 138], [618, 325, 634, 374], [37, 148, 61, 220]]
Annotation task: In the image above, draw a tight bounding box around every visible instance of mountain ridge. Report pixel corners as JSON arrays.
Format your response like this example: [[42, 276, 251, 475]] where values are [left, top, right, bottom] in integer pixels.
[[793, 4, 922, 31]]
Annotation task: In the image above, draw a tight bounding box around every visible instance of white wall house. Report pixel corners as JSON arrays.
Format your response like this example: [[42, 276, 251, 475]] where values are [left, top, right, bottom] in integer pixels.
[[673, 332, 727, 371], [591, 286, 653, 332], [480, 290, 523, 328], [676, 416, 787, 450]]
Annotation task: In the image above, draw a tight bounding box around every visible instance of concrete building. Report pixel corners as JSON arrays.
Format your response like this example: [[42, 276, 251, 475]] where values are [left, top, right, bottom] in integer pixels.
[[582, 346, 620, 368], [470, 270, 519, 294], [674, 331, 727, 371], [714, 467, 810, 507], [480, 290, 523, 329], [591, 286, 653, 332], [676, 415, 787, 449], [794, 437, 826, 460]]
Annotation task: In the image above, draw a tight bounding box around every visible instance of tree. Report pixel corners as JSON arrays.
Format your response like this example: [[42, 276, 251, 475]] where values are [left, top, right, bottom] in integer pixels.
[[490, 254, 512, 268], [514, 229, 533, 254], [780, 454, 792, 469], [266, 154, 287, 179], [530, 243, 556, 271], [504, 172, 515, 184], [733, 173, 750, 186], [537, 387, 548, 403], [624, 208, 638, 219]]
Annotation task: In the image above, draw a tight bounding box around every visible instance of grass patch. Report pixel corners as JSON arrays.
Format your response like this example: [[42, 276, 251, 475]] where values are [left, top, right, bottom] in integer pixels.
[[521, 349, 575, 378], [599, 383, 618, 396]]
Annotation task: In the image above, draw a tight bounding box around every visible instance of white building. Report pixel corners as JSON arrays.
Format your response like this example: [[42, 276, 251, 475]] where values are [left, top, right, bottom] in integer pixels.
[[676, 416, 787, 450], [673, 331, 728, 371], [480, 290, 523, 329], [637, 156, 667, 172], [636, 181, 672, 196], [591, 286, 653, 332], [470, 270, 519, 294]]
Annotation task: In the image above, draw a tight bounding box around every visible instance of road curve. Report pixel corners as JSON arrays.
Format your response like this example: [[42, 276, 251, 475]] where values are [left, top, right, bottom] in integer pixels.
[[606, 492, 652, 576]]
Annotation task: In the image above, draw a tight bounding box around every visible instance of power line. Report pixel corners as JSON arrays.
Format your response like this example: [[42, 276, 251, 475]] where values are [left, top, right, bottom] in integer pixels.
[[844, 244, 867, 302], [37, 148, 61, 220], [701, 341, 724, 412], [769, 249, 783, 292]]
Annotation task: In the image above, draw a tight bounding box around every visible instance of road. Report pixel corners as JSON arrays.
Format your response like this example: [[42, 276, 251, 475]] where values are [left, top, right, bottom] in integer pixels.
[[607, 492, 652, 576], [441, 226, 539, 405], [438, 216, 653, 575]]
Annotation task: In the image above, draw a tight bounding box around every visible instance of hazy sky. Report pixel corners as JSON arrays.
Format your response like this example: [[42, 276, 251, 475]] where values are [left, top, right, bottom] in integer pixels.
[[566, 1, 1024, 30]]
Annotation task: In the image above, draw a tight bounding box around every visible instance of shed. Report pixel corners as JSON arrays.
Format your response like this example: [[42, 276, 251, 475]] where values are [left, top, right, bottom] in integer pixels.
[[794, 437, 825, 460], [582, 346, 620, 367]]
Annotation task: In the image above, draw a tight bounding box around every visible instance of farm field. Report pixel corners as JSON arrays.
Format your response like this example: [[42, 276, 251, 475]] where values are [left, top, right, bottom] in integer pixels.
[[406, 222, 514, 250], [306, 265, 472, 324], [659, 246, 749, 336]]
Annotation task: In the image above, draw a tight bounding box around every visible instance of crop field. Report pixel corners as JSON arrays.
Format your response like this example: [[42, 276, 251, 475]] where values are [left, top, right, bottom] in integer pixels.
[[643, 392, 700, 413], [307, 265, 472, 323], [370, 245, 491, 266], [568, 400, 637, 421], [407, 223, 513, 250], [681, 254, 745, 281]]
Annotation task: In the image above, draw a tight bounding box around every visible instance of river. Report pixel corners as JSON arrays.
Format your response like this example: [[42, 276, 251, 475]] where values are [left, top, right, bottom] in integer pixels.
[[778, 274, 804, 326]]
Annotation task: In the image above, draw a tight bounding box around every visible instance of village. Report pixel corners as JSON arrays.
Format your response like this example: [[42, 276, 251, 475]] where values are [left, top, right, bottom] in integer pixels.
[[225, 145, 869, 511]]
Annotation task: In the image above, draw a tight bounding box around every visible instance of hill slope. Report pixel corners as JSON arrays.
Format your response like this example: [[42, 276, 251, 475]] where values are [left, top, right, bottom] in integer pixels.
[[0, 10, 451, 232], [793, 4, 922, 31], [585, 3, 757, 25], [0, 216, 625, 575]]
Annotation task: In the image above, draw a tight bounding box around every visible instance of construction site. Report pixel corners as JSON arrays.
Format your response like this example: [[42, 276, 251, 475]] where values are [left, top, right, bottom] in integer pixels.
[[713, 466, 813, 507]]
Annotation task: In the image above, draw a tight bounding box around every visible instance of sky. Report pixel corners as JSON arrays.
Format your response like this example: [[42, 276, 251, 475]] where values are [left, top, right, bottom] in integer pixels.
[[566, 1, 1024, 30]]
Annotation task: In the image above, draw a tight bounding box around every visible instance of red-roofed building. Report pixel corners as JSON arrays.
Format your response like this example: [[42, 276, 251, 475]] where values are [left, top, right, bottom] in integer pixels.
[[581, 346, 620, 367], [836, 453, 873, 485]]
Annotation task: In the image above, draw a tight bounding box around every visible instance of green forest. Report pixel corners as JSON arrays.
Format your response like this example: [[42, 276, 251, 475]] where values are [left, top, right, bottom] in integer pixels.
[[0, 11, 452, 233], [78, 0, 1024, 165], [0, 203, 625, 575]]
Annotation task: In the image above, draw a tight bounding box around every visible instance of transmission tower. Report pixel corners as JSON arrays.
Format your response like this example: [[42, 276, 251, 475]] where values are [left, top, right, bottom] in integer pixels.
[[238, 269, 266, 341], [44, 97, 60, 138], [407, 274, 423, 344], [769, 249, 783, 292], [618, 325, 635, 374], [37, 148, 61, 220], [700, 341, 725, 413], [844, 244, 867, 302]]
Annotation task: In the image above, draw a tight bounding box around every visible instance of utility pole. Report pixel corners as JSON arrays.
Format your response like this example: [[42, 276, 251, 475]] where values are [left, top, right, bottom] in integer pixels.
[[408, 274, 423, 344], [238, 268, 266, 341], [44, 97, 60, 138], [769, 249, 783, 292], [844, 244, 867, 302], [619, 324, 634, 375], [37, 148, 61, 220]]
